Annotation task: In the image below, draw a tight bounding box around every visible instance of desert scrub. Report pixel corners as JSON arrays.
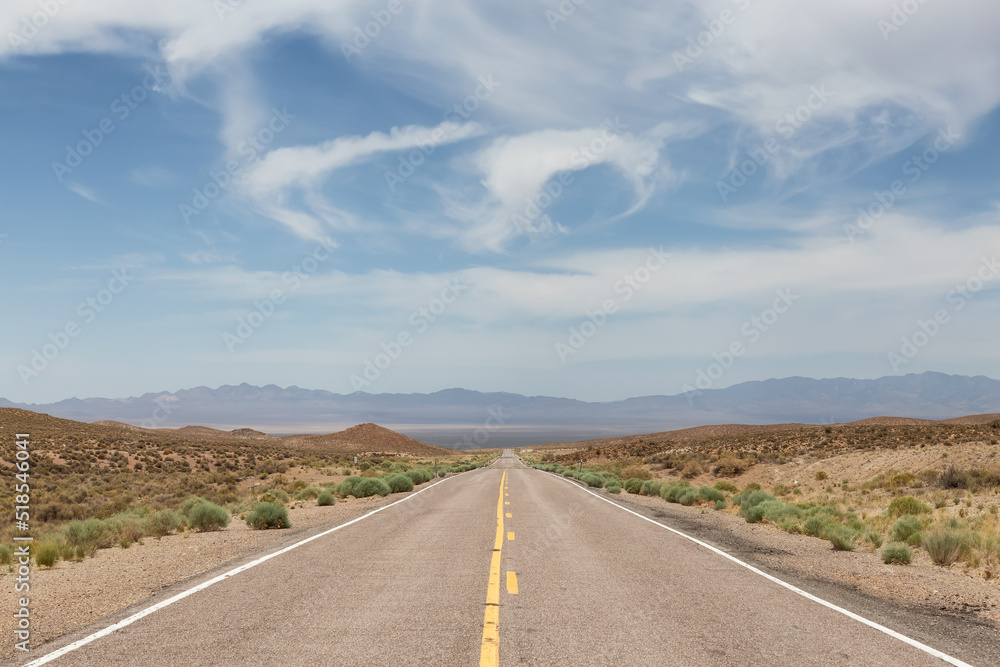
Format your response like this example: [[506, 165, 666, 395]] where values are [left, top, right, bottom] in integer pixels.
[[317, 491, 336, 506], [826, 524, 857, 551], [35, 541, 60, 567], [384, 473, 415, 493], [293, 486, 321, 500], [245, 502, 290, 530], [890, 515, 923, 545], [713, 481, 738, 494], [733, 489, 776, 523], [882, 542, 913, 564], [144, 509, 182, 538], [922, 528, 965, 566], [187, 501, 231, 532], [342, 477, 391, 498], [697, 487, 725, 503], [605, 483, 622, 494], [623, 478, 644, 494], [581, 473, 605, 488], [660, 483, 692, 503], [887, 496, 931, 518], [406, 469, 434, 485], [639, 480, 662, 497]]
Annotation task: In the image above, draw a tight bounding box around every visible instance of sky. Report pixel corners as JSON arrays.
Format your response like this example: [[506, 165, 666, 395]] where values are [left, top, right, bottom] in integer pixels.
[[1, 0, 999, 404]]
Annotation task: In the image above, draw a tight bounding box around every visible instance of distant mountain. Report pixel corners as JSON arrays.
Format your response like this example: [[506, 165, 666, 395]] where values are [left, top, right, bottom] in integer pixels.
[[3, 372, 998, 447]]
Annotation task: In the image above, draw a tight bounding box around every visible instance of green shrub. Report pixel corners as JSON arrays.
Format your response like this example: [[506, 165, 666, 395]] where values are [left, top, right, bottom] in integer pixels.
[[742, 482, 762, 492], [826, 524, 857, 551], [714, 500, 726, 511], [890, 515, 923, 545], [882, 542, 912, 564], [713, 481, 738, 494], [406, 469, 434, 485], [385, 473, 415, 493], [624, 478, 644, 494], [815, 471, 828, 481], [317, 492, 336, 506], [187, 501, 231, 532], [145, 510, 182, 538], [660, 483, 689, 503], [294, 487, 321, 500], [697, 487, 725, 503], [0, 544, 12, 566], [354, 477, 391, 498], [887, 496, 931, 518], [581, 473, 605, 488], [35, 542, 60, 568], [605, 483, 622, 494], [245, 502, 290, 530], [803, 515, 831, 537], [922, 528, 964, 566], [639, 480, 662, 497], [864, 528, 884, 549], [677, 489, 699, 506], [178, 496, 210, 517]]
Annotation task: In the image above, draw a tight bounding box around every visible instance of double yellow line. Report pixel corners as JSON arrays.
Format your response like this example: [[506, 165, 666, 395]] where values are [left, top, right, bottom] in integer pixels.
[[480, 470, 507, 666]]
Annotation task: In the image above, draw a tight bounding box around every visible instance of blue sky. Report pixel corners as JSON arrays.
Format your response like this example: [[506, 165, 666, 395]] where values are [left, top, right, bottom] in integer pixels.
[[2, 0, 999, 403]]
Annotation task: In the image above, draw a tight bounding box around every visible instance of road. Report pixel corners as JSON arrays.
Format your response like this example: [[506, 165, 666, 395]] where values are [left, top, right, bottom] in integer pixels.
[[8, 451, 997, 666]]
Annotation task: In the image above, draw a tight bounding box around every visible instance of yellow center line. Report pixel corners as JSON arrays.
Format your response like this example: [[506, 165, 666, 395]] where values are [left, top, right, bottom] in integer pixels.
[[506, 571, 519, 595], [480, 470, 506, 666]]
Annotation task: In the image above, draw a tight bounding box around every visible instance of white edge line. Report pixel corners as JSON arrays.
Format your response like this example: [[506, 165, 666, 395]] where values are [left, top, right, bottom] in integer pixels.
[[538, 469, 972, 667], [23, 473, 471, 667]]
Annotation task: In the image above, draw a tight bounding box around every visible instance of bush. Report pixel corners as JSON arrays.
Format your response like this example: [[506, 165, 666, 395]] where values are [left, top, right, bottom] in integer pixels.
[[294, 487, 321, 500], [681, 460, 703, 479], [939, 465, 968, 489], [890, 515, 923, 545], [245, 502, 290, 530], [581, 473, 605, 488], [803, 515, 830, 537], [660, 483, 692, 504], [385, 473, 415, 493], [621, 466, 652, 481], [713, 455, 750, 477], [354, 477, 391, 498], [317, 492, 336, 506], [922, 528, 964, 566], [178, 496, 210, 517], [406, 469, 434, 485], [814, 471, 828, 481], [887, 496, 931, 518], [742, 482, 761, 492], [187, 501, 231, 532], [713, 481, 738, 494], [35, 542, 60, 568], [882, 542, 912, 564], [639, 480, 662, 497], [605, 483, 622, 494], [697, 487, 725, 503], [145, 510, 182, 538], [624, 478, 644, 494], [826, 525, 857, 551], [714, 500, 726, 511]]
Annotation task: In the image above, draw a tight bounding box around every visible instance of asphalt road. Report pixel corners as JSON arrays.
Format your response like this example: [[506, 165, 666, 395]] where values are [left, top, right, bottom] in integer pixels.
[[9, 451, 995, 666]]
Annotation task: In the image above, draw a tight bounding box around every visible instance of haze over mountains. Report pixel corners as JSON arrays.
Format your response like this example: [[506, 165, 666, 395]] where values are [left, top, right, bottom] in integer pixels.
[[3, 372, 998, 447]]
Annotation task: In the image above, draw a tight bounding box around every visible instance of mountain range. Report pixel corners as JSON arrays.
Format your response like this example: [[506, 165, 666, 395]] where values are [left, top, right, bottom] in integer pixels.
[[3, 372, 998, 447]]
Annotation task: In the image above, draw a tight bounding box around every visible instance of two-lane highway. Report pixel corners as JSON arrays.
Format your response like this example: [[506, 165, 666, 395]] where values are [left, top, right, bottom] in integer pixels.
[[9, 451, 991, 666]]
